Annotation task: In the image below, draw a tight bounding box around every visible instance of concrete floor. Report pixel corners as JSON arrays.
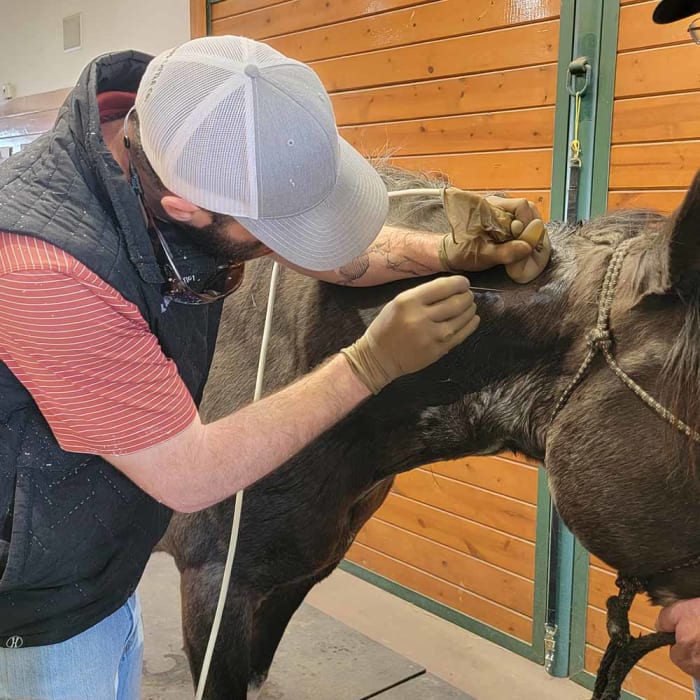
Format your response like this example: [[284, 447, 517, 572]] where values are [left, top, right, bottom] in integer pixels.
[[139, 552, 590, 700]]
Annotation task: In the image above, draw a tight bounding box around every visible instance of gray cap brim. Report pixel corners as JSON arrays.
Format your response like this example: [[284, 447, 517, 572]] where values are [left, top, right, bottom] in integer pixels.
[[236, 139, 389, 272], [653, 0, 700, 23]]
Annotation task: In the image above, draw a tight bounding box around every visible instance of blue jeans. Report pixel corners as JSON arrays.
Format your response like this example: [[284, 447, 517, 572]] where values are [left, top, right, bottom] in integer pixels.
[[695, 678, 700, 699], [0, 594, 143, 700]]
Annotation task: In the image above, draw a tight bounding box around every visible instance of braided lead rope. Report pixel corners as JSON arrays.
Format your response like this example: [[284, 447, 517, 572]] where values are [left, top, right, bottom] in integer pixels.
[[550, 346, 597, 421], [592, 576, 675, 700], [551, 239, 632, 422], [551, 238, 700, 443]]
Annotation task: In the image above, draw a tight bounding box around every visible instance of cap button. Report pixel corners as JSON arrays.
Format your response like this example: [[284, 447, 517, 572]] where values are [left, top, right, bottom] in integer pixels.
[[244, 64, 260, 78]]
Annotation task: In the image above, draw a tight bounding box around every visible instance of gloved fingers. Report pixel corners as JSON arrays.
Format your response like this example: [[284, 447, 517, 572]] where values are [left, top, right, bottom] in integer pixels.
[[428, 289, 475, 322], [477, 239, 532, 267], [442, 314, 481, 352], [485, 195, 542, 227], [443, 189, 512, 239], [505, 230, 552, 284], [436, 304, 478, 342], [401, 275, 470, 306], [516, 219, 546, 248]]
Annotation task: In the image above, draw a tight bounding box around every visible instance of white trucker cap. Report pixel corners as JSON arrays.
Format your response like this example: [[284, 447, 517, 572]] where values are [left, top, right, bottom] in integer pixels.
[[135, 36, 388, 271]]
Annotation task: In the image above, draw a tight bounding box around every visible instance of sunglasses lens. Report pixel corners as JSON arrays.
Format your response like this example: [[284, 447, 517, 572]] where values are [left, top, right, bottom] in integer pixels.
[[201, 263, 245, 297], [162, 262, 245, 304]]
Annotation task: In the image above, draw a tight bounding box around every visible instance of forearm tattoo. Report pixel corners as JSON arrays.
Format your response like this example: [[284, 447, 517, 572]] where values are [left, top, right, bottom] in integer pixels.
[[336, 230, 434, 285], [338, 255, 371, 283]]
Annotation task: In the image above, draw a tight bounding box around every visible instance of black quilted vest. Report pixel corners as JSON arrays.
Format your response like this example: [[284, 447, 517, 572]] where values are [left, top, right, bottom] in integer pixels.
[[0, 51, 224, 646]]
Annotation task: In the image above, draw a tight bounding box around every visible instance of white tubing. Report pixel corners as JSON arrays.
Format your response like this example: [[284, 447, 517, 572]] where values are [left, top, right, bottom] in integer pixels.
[[253, 261, 282, 402], [387, 187, 443, 198], [195, 261, 282, 700]]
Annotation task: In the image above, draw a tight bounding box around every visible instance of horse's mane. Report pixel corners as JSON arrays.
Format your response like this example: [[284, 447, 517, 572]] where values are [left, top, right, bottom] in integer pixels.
[[660, 269, 700, 471], [576, 210, 700, 471], [375, 162, 700, 468]]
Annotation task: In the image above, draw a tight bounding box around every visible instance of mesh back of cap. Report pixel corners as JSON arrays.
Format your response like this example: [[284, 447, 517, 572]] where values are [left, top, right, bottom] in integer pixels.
[[174, 88, 254, 214], [135, 35, 340, 219]]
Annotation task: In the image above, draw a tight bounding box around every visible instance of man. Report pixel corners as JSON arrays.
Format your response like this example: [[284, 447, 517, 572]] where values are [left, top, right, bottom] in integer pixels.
[[0, 36, 535, 699], [648, 1, 700, 695]]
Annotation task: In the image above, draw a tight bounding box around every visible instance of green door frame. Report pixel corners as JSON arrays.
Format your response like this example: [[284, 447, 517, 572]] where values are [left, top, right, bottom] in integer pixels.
[[205, 0, 215, 34], [550, 0, 619, 222]]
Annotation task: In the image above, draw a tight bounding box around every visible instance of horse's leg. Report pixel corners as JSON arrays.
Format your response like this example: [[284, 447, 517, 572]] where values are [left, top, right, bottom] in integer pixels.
[[180, 563, 254, 700], [248, 567, 335, 698]]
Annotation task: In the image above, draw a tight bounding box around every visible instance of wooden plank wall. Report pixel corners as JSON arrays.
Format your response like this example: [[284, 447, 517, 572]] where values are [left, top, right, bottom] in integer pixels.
[[608, 0, 700, 214], [0, 89, 69, 162], [585, 2, 696, 696], [208, 0, 560, 646], [350, 456, 539, 642], [211, 0, 560, 212]]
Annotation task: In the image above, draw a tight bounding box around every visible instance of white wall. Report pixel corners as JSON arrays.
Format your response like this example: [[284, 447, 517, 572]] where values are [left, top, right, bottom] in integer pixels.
[[0, 0, 190, 97]]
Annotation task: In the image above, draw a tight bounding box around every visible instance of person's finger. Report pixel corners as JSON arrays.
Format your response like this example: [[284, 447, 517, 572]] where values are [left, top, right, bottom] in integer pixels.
[[514, 200, 541, 224], [428, 290, 475, 321], [669, 642, 690, 674], [442, 314, 481, 351], [485, 195, 525, 212], [405, 275, 470, 305], [481, 240, 532, 265], [517, 219, 546, 248], [436, 304, 478, 340], [656, 604, 680, 633], [510, 219, 525, 236], [487, 195, 542, 225]]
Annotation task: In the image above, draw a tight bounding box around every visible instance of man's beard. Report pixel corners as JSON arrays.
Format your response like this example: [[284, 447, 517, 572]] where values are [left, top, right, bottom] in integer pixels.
[[174, 212, 271, 264]]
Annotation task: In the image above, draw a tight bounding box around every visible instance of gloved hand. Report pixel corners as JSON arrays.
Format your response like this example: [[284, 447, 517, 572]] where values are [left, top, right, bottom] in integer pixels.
[[439, 188, 552, 284], [341, 276, 479, 394]]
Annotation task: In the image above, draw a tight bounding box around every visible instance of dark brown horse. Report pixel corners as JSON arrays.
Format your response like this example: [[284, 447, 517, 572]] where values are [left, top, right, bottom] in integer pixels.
[[159, 166, 700, 699]]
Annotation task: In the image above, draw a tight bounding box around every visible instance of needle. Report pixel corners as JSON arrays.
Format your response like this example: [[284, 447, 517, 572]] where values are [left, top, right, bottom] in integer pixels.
[[469, 286, 505, 293]]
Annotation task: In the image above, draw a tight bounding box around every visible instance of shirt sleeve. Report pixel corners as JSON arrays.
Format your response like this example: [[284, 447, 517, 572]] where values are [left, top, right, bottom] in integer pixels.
[[0, 265, 198, 455]]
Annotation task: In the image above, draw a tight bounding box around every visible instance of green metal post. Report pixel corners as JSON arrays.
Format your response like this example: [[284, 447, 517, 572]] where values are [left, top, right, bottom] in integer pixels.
[[549, 0, 621, 684], [590, 0, 621, 217], [545, 0, 602, 678], [550, 0, 577, 222]]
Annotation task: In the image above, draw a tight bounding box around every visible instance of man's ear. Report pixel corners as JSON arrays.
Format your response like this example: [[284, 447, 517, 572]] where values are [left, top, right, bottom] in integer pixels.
[[161, 195, 200, 223]]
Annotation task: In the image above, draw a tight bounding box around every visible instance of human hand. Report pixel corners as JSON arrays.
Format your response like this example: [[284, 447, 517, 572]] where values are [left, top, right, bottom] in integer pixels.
[[656, 598, 700, 679], [341, 276, 479, 394], [440, 189, 551, 283], [484, 194, 542, 233]]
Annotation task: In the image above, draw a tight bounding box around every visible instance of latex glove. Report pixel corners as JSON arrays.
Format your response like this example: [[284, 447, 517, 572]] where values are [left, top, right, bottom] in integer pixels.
[[440, 188, 552, 284], [656, 599, 700, 680], [484, 194, 542, 236], [341, 276, 479, 394]]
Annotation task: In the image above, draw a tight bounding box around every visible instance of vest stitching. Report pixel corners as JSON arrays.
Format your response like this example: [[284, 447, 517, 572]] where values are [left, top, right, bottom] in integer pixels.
[[47, 492, 96, 529], [97, 469, 130, 504]]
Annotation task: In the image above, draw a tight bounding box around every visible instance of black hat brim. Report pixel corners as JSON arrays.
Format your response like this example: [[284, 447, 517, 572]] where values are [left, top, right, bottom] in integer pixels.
[[653, 0, 700, 23]]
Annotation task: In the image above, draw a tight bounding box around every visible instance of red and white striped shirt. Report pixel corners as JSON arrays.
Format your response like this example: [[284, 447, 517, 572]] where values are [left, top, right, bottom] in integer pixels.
[[0, 232, 197, 455]]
